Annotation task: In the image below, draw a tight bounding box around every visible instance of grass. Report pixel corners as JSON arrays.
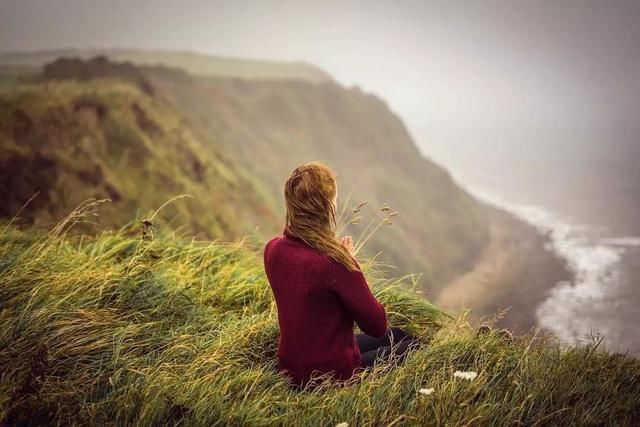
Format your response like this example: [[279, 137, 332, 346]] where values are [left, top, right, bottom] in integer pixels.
[[1, 204, 639, 426]]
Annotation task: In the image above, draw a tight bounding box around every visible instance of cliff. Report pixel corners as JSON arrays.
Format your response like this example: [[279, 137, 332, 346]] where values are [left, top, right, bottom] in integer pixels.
[[1, 54, 489, 290]]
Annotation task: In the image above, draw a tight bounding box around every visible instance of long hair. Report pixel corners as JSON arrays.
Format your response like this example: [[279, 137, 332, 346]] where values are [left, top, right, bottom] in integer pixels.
[[284, 161, 359, 272]]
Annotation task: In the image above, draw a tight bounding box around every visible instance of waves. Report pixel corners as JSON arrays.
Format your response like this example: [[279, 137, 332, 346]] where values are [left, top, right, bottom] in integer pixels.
[[469, 188, 640, 353]]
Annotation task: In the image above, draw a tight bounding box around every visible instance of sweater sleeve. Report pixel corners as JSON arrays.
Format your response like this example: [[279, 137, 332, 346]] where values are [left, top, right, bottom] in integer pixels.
[[327, 259, 388, 337], [263, 238, 276, 279]]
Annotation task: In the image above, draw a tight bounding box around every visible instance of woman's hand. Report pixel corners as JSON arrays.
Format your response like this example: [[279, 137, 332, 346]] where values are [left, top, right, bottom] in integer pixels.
[[340, 235, 355, 256]]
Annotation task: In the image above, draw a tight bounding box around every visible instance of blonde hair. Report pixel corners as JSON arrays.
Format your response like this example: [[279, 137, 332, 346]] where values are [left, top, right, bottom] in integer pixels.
[[284, 161, 359, 271]]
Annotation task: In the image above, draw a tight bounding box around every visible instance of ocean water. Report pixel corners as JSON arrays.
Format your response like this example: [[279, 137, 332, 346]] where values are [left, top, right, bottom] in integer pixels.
[[469, 188, 640, 354]]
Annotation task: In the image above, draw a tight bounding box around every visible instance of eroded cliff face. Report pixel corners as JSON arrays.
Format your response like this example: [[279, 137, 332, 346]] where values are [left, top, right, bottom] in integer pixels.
[[0, 77, 280, 239]]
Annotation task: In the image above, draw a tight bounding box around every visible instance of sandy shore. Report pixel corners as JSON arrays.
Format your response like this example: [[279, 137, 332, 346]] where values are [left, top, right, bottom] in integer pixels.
[[436, 202, 571, 334]]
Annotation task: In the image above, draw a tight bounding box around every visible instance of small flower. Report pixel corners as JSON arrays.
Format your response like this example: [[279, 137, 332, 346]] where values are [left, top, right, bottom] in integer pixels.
[[418, 387, 434, 395], [453, 370, 478, 380], [336, 423, 349, 427], [381, 203, 391, 212]]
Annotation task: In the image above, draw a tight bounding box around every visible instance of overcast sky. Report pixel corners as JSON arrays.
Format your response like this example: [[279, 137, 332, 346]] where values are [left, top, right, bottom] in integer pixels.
[[2, 0, 640, 153]]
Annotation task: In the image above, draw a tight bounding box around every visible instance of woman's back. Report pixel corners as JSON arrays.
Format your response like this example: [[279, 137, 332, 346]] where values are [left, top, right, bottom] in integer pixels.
[[264, 232, 388, 386]]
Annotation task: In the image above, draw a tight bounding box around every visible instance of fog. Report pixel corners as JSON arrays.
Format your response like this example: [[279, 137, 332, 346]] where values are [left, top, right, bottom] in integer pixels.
[[3, 0, 640, 351], [3, 1, 640, 141]]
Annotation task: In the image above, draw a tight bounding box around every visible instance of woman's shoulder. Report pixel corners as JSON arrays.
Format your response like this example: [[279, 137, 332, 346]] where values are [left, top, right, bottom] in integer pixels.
[[264, 234, 308, 254], [264, 235, 283, 254], [264, 234, 332, 262], [266, 235, 282, 245]]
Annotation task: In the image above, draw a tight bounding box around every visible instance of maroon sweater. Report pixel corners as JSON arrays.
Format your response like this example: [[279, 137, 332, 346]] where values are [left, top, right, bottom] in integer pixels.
[[263, 232, 388, 386]]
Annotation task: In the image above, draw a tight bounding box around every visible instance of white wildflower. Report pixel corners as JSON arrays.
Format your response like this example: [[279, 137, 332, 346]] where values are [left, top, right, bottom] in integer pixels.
[[418, 387, 434, 395], [453, 370, 478, 380]]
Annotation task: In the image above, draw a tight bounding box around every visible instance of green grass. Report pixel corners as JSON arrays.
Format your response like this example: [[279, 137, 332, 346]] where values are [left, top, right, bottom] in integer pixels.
[[1, 206, 638, 426]]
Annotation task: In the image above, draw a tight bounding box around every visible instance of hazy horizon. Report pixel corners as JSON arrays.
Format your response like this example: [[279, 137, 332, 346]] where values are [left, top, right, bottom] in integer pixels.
[[3, 1, 640, 142]]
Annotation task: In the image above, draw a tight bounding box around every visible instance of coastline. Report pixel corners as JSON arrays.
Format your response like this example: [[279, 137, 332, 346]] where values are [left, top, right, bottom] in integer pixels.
[[436, 202, 572, 334]]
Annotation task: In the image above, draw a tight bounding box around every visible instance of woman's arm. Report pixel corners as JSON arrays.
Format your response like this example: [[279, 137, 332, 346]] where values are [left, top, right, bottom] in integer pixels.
[[263, 237, 277, 279], [327, 255, 388, 338]]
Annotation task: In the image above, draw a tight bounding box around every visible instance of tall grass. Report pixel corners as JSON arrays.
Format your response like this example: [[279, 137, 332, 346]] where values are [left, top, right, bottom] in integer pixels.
[[1, 206, 639, 426]]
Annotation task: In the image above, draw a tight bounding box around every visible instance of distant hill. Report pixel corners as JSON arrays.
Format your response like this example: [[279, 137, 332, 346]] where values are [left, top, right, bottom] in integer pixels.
[[0, 48, 332, 82], [0, 55, 489, 291]]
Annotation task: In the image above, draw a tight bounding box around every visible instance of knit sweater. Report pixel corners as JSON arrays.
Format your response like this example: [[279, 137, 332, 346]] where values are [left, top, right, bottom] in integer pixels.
[[263, 232, 388, 386]]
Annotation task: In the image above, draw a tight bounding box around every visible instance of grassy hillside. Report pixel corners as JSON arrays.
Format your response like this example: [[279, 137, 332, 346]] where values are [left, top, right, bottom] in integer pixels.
[[1, 218, 638, 426], [0, 48, 332, 82], [145, 67, 489, 290], [1, 55, 489, 291], [0, 76, 280, 239]]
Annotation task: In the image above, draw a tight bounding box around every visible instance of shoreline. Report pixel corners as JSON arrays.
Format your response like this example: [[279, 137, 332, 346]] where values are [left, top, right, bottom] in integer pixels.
[[436, 202, 572, 334]]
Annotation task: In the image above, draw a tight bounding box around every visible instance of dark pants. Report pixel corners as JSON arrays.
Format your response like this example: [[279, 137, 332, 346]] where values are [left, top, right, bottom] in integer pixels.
[[356, 326, 421, 369], [286, 327, 421, 391]]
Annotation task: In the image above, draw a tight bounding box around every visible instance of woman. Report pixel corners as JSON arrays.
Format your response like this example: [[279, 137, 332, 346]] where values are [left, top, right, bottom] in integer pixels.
[[263, 161, 420, 388]]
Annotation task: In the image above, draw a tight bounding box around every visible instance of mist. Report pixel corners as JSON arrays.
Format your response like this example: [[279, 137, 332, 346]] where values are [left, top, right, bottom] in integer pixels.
[[2, 0, 640, 351], [3, 1, 640, 136]]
